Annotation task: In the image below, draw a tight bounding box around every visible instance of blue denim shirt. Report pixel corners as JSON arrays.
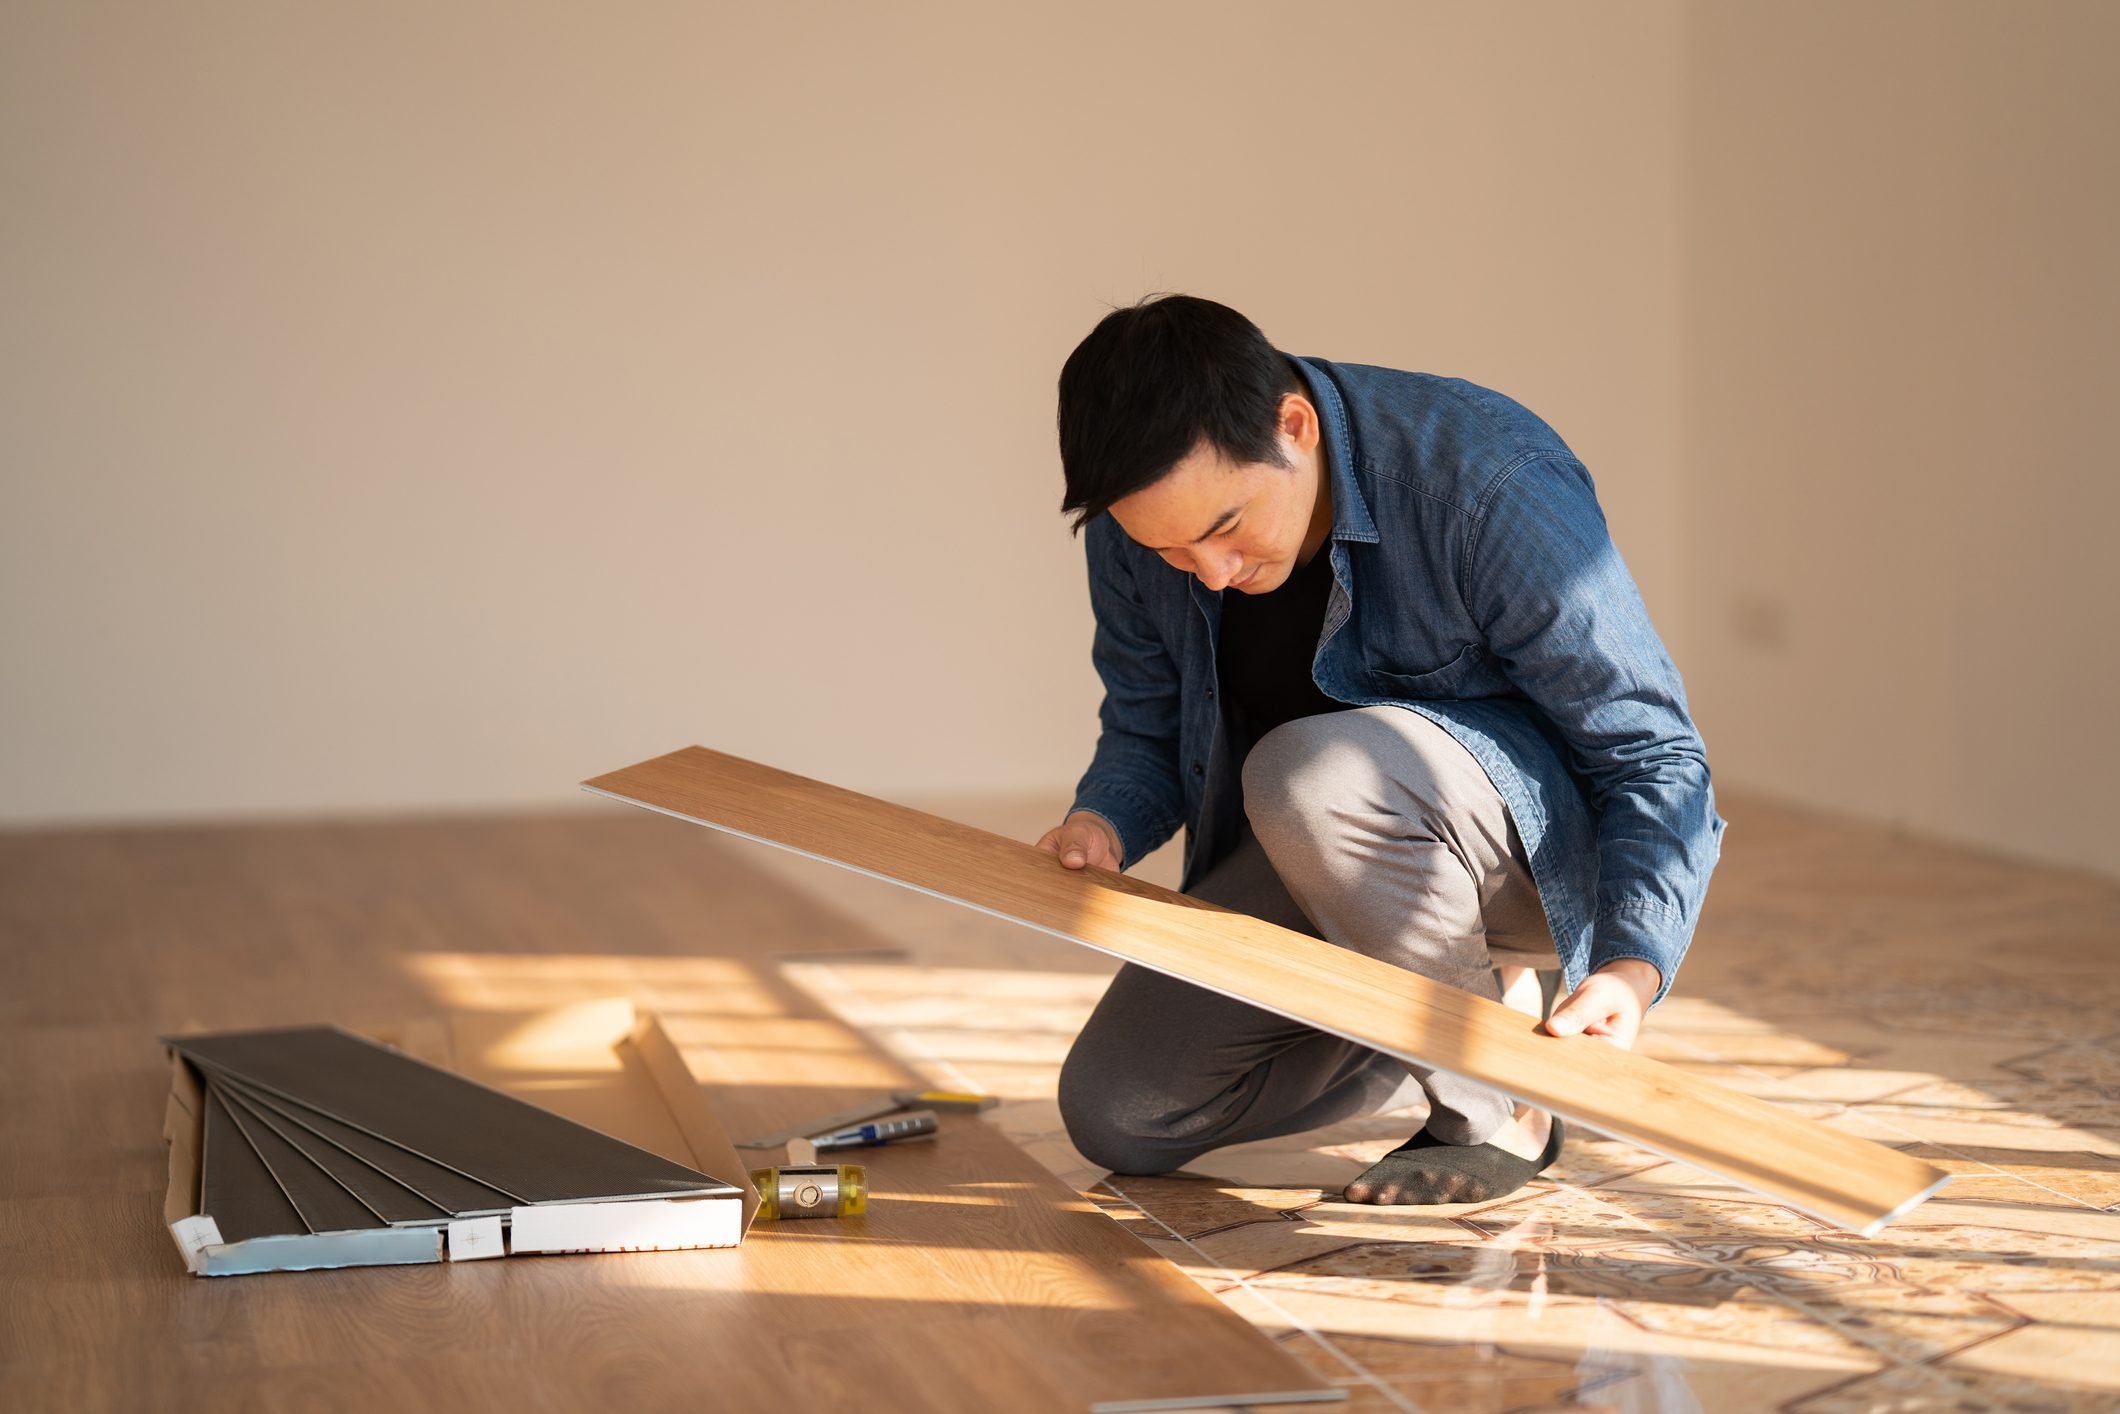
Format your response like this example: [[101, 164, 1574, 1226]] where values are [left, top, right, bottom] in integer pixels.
[[1069, 355, 1725, 1005]]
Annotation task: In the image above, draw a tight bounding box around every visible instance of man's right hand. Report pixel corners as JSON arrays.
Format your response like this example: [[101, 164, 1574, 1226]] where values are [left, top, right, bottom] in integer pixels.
[[1035, 811, 1123, 872]]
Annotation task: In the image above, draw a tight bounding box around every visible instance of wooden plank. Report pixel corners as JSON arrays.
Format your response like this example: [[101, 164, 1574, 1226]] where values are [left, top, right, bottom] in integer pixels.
[[168, 1026, 738, 1206], [584, 745, 1953, 1236], [216, 1084, 391, 1234], [198, 1085, 305, 1243], [211, 1077, 453, 1226], [215, 1076, 514, 1218]]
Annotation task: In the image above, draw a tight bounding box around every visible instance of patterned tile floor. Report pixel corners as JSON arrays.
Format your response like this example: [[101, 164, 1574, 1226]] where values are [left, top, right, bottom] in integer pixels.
[[752, 791, 2120, 1412]]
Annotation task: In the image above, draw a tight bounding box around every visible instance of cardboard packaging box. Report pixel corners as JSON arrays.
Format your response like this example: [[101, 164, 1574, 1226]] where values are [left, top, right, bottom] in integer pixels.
[[162, 1000, 761, 1276]]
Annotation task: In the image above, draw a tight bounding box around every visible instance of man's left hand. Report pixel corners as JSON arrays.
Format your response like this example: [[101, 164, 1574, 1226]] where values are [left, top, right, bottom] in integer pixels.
[[1541, 959, 1661, 1049]]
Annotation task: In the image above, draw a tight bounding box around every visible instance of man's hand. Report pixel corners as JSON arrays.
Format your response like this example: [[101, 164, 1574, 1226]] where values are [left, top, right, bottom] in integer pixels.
[[1035, 811, 1123, 871], [1541, 959, 1661, 1049]]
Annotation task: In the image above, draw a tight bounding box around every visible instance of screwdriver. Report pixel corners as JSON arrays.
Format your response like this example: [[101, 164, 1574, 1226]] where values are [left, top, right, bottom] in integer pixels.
[[734, 1089, 996, 1150], [812, 1109, 939, 1150]]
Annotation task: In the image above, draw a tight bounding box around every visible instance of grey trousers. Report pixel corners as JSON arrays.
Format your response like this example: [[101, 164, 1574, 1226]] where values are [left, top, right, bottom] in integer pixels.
[[1058, 706, 1562, 1174]]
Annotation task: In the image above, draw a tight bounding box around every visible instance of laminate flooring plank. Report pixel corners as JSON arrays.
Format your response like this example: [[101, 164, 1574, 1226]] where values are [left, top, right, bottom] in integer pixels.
[[584, 745, 1953, 1235], [212, 1074, 508, 1219], [168, 1027, 737, 1205], [468, 1001, 1341, 1412], [198, 1085, 305, 1244], [216, 1085, 392, 1233]]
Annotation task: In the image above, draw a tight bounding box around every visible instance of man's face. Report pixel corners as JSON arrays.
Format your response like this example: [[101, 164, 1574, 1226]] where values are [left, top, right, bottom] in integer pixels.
[[1106, 396, 1326, 594]]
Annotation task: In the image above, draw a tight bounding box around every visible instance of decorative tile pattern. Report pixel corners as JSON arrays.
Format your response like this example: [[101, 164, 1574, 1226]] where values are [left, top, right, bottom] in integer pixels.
[[1093, 1174, 1326, 1239], [1791, 1360, 2119, 1412], [770, 790, 2120, 1414]]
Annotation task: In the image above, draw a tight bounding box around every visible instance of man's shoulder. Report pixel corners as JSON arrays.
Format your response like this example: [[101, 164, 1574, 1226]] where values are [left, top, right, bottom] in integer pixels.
[[1301, 357, 1577, 511]]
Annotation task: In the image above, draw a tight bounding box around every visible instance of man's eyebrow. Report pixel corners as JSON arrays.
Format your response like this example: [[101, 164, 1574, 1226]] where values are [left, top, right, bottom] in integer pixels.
[[1151, 507, 1241, 552]]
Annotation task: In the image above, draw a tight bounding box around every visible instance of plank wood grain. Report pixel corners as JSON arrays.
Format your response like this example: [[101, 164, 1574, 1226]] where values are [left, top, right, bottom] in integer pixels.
[[584, 745, 1953, 1235]]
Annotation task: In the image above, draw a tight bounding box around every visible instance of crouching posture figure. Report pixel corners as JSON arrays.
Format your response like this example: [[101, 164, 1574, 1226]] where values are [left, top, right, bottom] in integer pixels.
[[1038, 295, 1724, 1205]]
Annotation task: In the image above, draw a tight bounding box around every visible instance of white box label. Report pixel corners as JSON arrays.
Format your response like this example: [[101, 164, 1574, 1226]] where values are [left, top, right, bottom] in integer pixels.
[[447, 1216, 506, 1261]]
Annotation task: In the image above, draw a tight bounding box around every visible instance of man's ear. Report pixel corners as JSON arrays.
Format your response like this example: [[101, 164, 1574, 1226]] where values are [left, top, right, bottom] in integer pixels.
[[1279, 393, 1321, 453]]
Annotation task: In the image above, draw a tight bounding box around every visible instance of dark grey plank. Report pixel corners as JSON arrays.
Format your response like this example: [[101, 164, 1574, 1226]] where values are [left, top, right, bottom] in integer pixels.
[[217, 1084, 391, 1234], [210, 1085, 455, 1229], [168, 1026, 737, 1205], [199, 1083, 305, 1243], [213, 1072, 512, 1218]]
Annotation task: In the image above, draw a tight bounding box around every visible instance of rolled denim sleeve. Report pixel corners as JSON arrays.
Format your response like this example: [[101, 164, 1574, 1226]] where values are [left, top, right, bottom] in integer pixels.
[[1463, 457, 1725, 1002], [1068, 519, 1186, 869]]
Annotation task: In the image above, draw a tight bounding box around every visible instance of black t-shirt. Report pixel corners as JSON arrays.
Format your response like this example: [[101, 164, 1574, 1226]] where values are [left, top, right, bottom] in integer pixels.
[[1217, 546, 1344, 743]]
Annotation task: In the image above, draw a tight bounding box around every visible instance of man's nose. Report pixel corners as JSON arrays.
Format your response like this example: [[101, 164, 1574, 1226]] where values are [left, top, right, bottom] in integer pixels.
[[1197, 550, 1242, 592]]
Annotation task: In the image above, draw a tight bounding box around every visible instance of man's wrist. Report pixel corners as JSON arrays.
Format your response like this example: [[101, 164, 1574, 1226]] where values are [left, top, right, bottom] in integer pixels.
[[1594, 957, 1662, 1000]]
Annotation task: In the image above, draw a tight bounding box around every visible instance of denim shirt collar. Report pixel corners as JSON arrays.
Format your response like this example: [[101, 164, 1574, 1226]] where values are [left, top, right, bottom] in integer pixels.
[[1290, 355, 1380, 545]]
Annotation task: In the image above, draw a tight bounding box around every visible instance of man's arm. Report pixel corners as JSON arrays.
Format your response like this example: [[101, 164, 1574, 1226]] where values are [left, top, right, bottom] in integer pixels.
[[1461, 456, 1726, 1020], [1058, 517, 1188, 871]]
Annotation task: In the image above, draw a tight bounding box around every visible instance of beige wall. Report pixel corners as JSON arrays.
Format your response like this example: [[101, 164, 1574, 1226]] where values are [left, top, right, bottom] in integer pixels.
[[1, 2, 1686, 821], [1680, 1, 2120, 877], [12, 4, 2109, 878]]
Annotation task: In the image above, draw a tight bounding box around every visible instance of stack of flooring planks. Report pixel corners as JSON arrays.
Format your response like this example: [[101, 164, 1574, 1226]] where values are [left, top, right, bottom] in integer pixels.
[[165, 1025, 745, 1275]]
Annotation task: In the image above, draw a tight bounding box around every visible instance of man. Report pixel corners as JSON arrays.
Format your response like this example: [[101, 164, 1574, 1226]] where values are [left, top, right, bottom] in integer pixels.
[[1037, 294, 1724, 1206]]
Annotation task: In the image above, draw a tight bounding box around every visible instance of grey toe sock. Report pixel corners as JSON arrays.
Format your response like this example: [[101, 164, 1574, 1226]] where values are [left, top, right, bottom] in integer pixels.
[[1342, 1118, 1566, 1205]]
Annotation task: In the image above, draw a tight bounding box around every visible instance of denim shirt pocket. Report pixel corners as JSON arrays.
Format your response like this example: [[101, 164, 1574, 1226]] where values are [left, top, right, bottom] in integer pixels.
[[1362, 642, 1484, 701]]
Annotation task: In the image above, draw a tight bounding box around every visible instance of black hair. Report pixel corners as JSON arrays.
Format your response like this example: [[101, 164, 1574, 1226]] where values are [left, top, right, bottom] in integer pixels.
[[1055, 293, 1302, 533]]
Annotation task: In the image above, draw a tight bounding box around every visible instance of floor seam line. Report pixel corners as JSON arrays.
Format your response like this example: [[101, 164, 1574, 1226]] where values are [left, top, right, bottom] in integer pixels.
[[1100, 1183, 1420, 1414]]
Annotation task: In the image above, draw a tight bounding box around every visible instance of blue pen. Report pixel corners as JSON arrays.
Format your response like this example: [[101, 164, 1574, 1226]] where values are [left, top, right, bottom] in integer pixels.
[[812, 1109, 939, 1150]]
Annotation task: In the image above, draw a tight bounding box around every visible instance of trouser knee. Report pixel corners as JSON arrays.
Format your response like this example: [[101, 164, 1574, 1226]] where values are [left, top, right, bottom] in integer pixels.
[[1240, 716, 1336, 858], [1241, 709, 1472, 877], [1057, 1046, 1190, 1176]]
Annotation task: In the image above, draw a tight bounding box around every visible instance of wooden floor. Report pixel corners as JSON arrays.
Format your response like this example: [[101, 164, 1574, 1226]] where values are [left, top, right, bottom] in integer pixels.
[[0, 813, 1329, 1412], [744, 791, 2120, 1412], [7, 794, 2118, 1411]]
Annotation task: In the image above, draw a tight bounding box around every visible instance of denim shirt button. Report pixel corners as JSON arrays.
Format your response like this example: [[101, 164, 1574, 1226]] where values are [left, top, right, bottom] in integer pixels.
[[1191, 763, 1204, 777]]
